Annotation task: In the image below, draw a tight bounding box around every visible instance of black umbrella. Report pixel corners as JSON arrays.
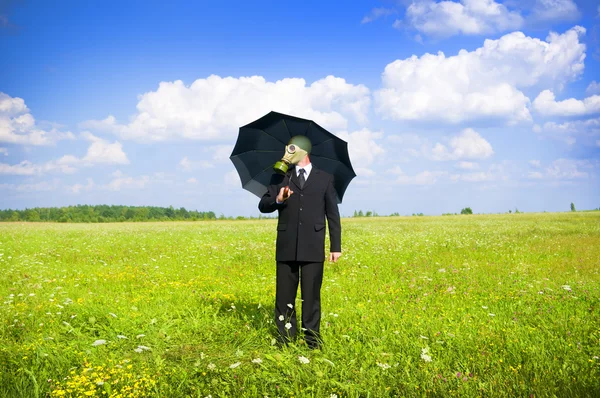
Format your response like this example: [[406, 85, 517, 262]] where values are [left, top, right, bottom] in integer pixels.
[[229, 111, 356, 203]]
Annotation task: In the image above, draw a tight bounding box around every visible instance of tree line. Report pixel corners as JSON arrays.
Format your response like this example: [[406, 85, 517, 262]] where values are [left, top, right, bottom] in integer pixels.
[[0, 205, 220, 223]]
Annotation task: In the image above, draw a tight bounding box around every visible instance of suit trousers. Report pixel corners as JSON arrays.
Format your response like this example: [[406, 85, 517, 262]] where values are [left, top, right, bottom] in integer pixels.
[[275, 261, 323, 347]]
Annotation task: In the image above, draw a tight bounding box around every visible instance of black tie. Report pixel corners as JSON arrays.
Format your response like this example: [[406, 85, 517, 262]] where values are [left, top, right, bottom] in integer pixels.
[[298, 168, 306, 189]]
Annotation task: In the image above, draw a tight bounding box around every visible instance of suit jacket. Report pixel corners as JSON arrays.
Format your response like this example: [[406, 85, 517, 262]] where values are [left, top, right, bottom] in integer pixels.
[[258, 166, 341, 262]]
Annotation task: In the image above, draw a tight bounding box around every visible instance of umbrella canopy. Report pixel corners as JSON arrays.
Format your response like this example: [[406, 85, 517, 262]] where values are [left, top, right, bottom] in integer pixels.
[[230, 111, 356, 203]]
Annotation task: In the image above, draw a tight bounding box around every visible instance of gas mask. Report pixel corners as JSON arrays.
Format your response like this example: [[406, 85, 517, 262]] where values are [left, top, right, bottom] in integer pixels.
[[273, 135, 312, 174]]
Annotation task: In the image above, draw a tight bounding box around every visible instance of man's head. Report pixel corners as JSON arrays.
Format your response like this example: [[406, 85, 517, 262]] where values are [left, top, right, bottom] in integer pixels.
[[274, 135, 312, 174]]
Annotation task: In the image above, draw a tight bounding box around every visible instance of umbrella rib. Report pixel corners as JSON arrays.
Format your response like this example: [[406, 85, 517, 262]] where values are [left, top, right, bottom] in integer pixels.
[[244, 163, 284, 184], [230, 149, 281, 157], [242, 127, 288, 145]]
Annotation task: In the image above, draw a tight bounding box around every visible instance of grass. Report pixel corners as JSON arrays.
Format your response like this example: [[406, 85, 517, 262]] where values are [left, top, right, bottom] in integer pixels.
[[0, 212, 599, 397]]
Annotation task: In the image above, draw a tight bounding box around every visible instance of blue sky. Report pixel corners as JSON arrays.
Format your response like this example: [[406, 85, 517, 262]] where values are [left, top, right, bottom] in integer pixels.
[[1, 0, 599, 216]]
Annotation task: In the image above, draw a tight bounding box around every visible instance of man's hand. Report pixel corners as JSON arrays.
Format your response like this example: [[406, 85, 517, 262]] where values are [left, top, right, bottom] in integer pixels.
[[276, 186, 293, 203], [329, 252, 342, 262]]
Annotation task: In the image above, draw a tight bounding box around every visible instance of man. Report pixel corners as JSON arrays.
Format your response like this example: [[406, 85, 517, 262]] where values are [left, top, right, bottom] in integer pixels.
[[258, 135, 342, 349]]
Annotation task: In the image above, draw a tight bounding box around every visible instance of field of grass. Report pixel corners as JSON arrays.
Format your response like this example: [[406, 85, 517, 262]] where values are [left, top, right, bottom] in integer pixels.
[[1, 212, 599, 397]]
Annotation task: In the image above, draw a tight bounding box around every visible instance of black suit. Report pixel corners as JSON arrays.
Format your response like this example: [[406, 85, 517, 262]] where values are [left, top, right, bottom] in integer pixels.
[[258, 165, 341, 347]]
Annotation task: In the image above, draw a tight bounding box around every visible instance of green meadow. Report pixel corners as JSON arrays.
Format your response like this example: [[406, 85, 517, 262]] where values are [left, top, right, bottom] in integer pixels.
[[1, 212, 599, 397]]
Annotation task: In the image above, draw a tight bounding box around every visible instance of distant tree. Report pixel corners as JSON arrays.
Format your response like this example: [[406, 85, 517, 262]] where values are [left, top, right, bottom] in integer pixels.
[[353, 210, 358, 217], [24, 209, 40, 221], [366, 211, 373, 217], [515, 208, 520, 214], [358, 210, 364, 217], [570, 202, 576, 212], [508, 210, 512, 214], [460, 207, 473, 215], [124, 208, 136, 219]]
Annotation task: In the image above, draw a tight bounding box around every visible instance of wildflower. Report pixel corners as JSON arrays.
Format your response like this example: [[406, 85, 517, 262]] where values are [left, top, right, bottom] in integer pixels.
[[109, 313, 117, 318], [330, 394, 339, 398], [92, 340, 107, 346], [252, 358, 263, 364], [482, 306, 488, 309], [298, 356, 310, 364], [137, 345, 151, 351], [117, 335, 127, 339], [438, 268, 446, 273], [377, 362, 391, 369], [562, 285, 572, 291], [287, 303, 293, 309], [285, 322, 292, 330], [230, 362, 241, 369], [278, 315, 284, 322], [421, 347, 432, 362], [488, 313, 495, 317], [207, 363, 216, 370], [420, 335, 429, 340], [136, 334, 145, 338]]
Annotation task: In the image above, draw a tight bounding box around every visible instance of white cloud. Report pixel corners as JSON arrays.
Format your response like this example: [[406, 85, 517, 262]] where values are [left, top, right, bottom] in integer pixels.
[[546, 158, 590, 179], [0, 159, 77, 176], [395, 170, 449, 185], [187, 177, 198, 184], [0, 92, 74, 146], [80, 132, 129, 165], [387, 166, 404, 176], [0, 179, 60, 193], [0, 133, 130, 176], [596, 139, 600, 147], [336, 129, 385, 174], [225, 169, 240, 187], [0, 147, 7, 156], [355, 168, 377, 177], [528, 171, 544, 179], [431, 128, 494, 161], [178, 156, 215, 172], [535, 118, 600, 146], [105, 174, 150, 191], [528, 158, 595, 180], [457, 161, 479, 170], [361, 7, 396, 24], [406, 0, 524, 37], [375, 26, 586, 124], [529, 159, 541, 168], [586, 81, 600, 95], [69, 178, 95, 194], [452, 171, 494, 182], [82, 75, 370, 142], [530, 0, 579, 23], [208, 145, 233, 162], [532, 90, 600, 117]]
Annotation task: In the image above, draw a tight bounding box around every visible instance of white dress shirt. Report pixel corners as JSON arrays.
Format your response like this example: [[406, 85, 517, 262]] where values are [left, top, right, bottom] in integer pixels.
[[275, 163, 312, 204], [296, 162, 312, 179]]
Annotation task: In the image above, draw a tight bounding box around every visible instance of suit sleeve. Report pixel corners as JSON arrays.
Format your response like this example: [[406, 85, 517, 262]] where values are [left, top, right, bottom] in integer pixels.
[[325, 175, 341, 252], [258, 174, 285, 213]]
